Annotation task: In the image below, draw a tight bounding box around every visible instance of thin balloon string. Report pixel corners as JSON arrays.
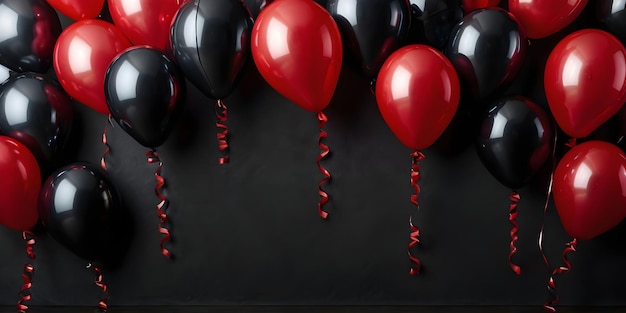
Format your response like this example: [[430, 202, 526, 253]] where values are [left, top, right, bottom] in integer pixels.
[[508, 191, 521, 275], [101, 114, 113, 171], [544, 239, 577, 312], [216, 99, 230, 164], [17, 231, 36, 313], [539, 129, 558, 273], [317, 112, 330, 219], [408, 151, 425, 276], [147, 150, 172, 258], [87, 263, 108, 312]]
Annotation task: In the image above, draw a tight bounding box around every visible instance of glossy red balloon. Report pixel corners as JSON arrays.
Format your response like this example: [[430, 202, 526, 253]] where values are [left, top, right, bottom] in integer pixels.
[[509, 0, 587, 39], [0, 136, 41, 231], [545, 29, 626, 139], [554, 141, 626, 240], [109, 0, 187, 51], [376, 45, 460, 150], [53, 19, 132, 114], [46, 0, 105, 20], [251, 0, 342, 112], [462, 0, 500, 13]]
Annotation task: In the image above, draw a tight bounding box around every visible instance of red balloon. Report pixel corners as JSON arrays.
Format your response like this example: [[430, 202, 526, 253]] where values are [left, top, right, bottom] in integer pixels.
[[251, 0, 342, 112], [545, 29, 626, 139], [554, 141, 626, 240], [376, 45, 460, 150], [46, 0, 105, 20], [53, 19, 132, 114], [508, 0, 587, 39], [462, 0, 500, 13], [109, 0, 187, 51], [0, 136, 41, 232]]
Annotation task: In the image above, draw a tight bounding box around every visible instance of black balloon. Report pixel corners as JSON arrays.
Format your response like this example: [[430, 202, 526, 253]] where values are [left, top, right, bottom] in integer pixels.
[[171, 0, 253, 100], [105, 47, 185, 148], [445, 8, 527, 100], [39, 163, 122, 262], [597, 0, 626, 45], [327, 0, 411, 78], [0, 73, 73, 168], [408, 0, 463, 50], [475, 96, 552, 190], [0, 0, 61, 73], [0, 64, 10, 83]]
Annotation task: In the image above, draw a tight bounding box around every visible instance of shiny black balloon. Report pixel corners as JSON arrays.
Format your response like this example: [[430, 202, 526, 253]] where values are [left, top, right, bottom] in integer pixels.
[[0, 64, 10, 83], [597, 0, 626, 45], [171, 0, 253, 99], [39, 163, 122, 262], [475, 96, 552, 189], [408, 0, 463, 50], [445, 8, 527, 100], [327, 0, 411, 78], [105, 47, 185, 148], [0, 0, 61, 73], [0, 73, 73, 168]]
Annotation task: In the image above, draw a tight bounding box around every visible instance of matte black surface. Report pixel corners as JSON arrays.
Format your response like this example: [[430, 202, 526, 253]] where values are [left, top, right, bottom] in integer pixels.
[[170, 0, 253, 100], [327, 0, 411, 78], [0, 0, 61, 73], [0, 73, 73, 170], [1, 2, 626, 309], [105, 47, 186, 148]]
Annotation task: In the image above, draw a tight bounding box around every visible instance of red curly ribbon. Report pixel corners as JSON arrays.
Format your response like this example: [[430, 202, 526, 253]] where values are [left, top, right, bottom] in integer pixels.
[[87, 263, 108, 312], [508, 191, 521, 275], [317, 112, 330, 219], [409, 151, 425, 276], [146, 150, 172, 258], [544, 238, 578, 312], [216, 99, 230, 164], [17, 231, 36, 313], [101, 115, 113, 171]]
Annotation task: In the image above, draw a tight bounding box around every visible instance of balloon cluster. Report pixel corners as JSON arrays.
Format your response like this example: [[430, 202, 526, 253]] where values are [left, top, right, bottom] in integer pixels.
[[1, 0, 626, 310]]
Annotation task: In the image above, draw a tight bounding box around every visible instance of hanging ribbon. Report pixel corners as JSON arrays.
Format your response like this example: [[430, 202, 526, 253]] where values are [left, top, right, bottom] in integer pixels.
[[216, 99, 230, 164], [544, 239, 578, 312], [101, 114, 113, 171], [87, 263, 108, 312], [317, 112, 330, 219], [539, 129, 558, 274], [17, 231, 36, 313], [508, 191, 521, 275], [146, 150, 172, 258], [409, 151, 425, 276]]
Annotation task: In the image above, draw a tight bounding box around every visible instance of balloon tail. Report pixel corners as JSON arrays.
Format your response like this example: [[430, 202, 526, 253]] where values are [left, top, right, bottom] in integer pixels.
[[544, 238, 578, 312], [317, 112, 330, 219], [508, 191, 521, 275], [87, 263, 108, 312], [216, 99, 230, 164], [409, 151, 425, 276], [101, 115, 113, 171], [146, 150, 172, 258], [17, 231, 36, 313], [565, 138, 577, 148]]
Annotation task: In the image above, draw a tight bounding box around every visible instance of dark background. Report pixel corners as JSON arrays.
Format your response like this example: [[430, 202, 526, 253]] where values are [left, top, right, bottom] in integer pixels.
[[1, 0, 626, 308]]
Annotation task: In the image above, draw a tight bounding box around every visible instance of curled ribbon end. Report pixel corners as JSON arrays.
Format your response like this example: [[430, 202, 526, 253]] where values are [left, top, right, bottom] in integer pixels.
[[101, 115, 113, 171], [90, 265, 108, 312], [147, 150, 173, 259], [317, 112, 330, 219], [508, 191, 521, 275], [216, 99, 230, 164], [544, 238, 577, 311], [17, 231, 36, 313], [408, 151, 425, 276]]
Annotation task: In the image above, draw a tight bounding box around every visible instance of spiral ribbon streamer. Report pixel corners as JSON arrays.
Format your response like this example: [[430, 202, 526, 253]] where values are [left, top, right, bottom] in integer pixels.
[[17, 231, 36, 313], [317, 112, 330, 219], [409, 151, 425, 276], [216, 99, 230, 164], [508, 191, 521, 275], [147, 150, 172, 258]]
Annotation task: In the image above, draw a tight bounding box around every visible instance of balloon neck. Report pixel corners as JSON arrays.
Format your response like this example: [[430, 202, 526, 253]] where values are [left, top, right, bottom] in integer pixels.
[[566, 138, 577, 148]]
